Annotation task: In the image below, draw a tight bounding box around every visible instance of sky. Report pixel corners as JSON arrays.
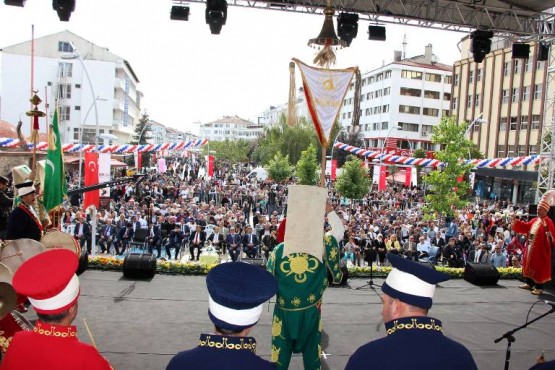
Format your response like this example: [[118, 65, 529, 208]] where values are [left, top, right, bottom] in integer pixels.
[[0, 0, 466, 134]]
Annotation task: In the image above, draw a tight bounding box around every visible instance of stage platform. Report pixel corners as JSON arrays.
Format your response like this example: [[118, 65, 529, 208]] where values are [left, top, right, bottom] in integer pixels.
[[16, 270, 555, 370]]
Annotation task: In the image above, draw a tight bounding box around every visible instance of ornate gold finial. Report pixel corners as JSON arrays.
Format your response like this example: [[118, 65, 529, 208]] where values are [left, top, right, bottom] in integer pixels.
[[26, 92, 46, 118]]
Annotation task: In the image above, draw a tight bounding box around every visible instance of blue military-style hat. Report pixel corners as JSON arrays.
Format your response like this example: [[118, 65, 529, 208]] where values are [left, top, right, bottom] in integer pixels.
[[382, 253, 449, 310], [207, 262, 278, 331]]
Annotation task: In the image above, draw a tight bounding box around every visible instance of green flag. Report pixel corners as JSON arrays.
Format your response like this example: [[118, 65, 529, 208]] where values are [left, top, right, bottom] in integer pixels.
[[43, 108, 66, 211]]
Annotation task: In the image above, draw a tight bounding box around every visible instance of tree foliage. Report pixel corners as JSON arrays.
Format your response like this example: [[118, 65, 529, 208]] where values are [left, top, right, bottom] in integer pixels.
[[252, 114, 319, 165], [129, 113, 151, 167], [267, 152, 294, 183], [330, 125, 364, 168], [296, 144, 320, 185], [335, 156, 370, 200], [203, 139, 250, 165], [423, 116, 475, 218]]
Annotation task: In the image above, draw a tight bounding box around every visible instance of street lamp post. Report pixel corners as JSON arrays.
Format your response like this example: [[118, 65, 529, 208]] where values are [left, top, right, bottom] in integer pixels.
[[77, 96, 108, 184], [466, 113, 488, 159], [61, 43, 101, 145]]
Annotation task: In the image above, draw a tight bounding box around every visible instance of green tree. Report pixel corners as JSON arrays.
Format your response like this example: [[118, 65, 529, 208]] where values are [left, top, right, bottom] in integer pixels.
[[335, 156, 370, 201], [267, 152, 294, 182], [128, 113, 151, 167], [422, 116, 475, 218], [330, 124, 364, 168], [203, 139, 250, 165], [413, 148, 427, 158], [296, 144, 320, 185]]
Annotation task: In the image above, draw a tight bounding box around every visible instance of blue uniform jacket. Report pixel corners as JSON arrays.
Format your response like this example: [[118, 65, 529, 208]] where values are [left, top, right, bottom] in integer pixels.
[[345, 316, 477, 370], [166, 334, 275, 370]]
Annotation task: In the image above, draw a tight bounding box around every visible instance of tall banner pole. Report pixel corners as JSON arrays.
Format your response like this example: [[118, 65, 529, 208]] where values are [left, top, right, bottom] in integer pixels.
[[320, 145, 327, 187]]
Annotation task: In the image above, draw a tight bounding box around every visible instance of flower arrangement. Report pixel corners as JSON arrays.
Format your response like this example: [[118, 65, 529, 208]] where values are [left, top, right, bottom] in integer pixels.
[[88, 256, 522, 279]]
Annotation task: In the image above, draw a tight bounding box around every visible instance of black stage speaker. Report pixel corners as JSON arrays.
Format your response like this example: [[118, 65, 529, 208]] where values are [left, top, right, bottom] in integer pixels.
[[76, 252, 88, 276], [538, 43, 550, 62], [464, 262, 500, 286], [123, 253, 157, 279], [368, 25, 386, 41], [241, 258, 265, 267], [512, 43, 530, 59]]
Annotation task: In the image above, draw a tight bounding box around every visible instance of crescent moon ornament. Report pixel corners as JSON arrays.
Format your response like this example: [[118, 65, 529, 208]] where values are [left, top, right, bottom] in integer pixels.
[[46, 159, 55, 174]]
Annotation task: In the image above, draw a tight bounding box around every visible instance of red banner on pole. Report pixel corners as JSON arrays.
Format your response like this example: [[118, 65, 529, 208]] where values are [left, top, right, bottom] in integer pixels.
[[137, 152, 142, 170], [207, 155, 214, 177], [378, 166, 387, 191], [405, 168, 412, 187], [84, 152, 99, 209]]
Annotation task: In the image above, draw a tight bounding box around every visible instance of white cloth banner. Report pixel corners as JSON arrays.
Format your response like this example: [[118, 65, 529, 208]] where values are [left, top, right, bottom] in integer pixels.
[[411, 167, 418, 187], [373, 165, 381, 185], [98, 153, 111, 197], [158, 158, 167, 173], [294, 58, 356, 147]]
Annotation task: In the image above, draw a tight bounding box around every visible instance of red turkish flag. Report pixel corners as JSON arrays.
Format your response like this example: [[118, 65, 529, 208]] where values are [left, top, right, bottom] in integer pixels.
[[405, 168, 412, 187], [84, 152, 99, 209], [207, 155, 215, 177], [378, 166, 387, 191]]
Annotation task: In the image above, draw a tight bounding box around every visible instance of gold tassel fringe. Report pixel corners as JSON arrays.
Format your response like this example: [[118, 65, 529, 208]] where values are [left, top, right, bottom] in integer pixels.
[[313, 45, 336, 68]]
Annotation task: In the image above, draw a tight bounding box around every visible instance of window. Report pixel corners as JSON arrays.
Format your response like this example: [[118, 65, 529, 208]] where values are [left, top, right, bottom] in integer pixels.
[[497, 145, 506, 157], [385, 70, 392, 79], [499, 117, 507, 131], [75, 83, 81, 88], [58, 41, 73, 52], [74, 105, 81, 111], [522, 86, 530, 101], [444, 92, 451, 101], [57, 62, 73, 78], [59, 106, 71, 121], [452, 97, 458, 110], [529, 145, 538, 154], [423, 90, 440, 99], [422, 125, 434, 136], [382, 105, 389, 113], [467, 95, 473, 108], [381, 122, 388, 130], [525, 59, 533, 72], [521, 116, 529, 130], [401, 70, 423, 80], [503, 62, 511, 76], [509, 116, 518, 130], [360, 94, 365, 102], [537, 61, 544, 71], [348, 112, 352, 118], [58, 83, 72, 99], [468, 71, 474, 84], [502, 89, 509, 104], [507, 145, 516, 157], [512, 88, 519, 103], [369, 76, 375, 84], [399, 105, 420, 114], [367, 92, 373, 100], [365, 108, 371, 116], [443, 110, 450, 117], [518, 145, 527, 156], [514, 60, 521, 74], [383, 87, 391, 96], [532, 115, 540, 129], [376, 73, 383, 81], [475, 94, 480, 107], [454, 74, 459, 86], [425, 73, 442, 82], [445, 76, 452, 84], [476, 69, 482, 82], [373, 122, 380, 130], [534, 84, 542, 100], [400, 88, 421, 97], [376, 90, 383, 98], [397, 123, 419, 132], [422, 108, 439, 116]]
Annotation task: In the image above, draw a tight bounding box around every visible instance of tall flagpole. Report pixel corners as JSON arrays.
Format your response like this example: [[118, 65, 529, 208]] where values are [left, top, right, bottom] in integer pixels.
[[320, 145, 327, 187]]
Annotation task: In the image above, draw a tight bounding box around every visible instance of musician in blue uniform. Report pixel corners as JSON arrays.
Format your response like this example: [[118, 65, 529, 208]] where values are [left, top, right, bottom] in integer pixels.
[[345, 253, 477, 370], [166, 262, 278, 370]]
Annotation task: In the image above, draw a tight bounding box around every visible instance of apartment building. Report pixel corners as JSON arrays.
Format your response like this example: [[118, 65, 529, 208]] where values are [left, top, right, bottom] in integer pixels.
[[0, 30, 142, 145], [452, 37, 548, 203], [199, 115, 264, 141]]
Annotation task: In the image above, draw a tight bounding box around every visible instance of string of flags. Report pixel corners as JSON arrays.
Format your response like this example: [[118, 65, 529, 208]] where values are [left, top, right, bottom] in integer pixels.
[[0, 138, 208, 153], [333, 141, 542, 169]]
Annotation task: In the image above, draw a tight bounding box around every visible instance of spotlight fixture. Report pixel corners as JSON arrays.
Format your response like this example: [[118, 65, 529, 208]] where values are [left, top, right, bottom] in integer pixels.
[[469, 29, 493, 63], [205, 0, 227, 35], [337, 12, 359, 47], [368, 25, 386, 41], [52, 0, 75, 22], [512, 43, 530, 59], [4, 0, 25, 6], [170, 5, 190, 21]]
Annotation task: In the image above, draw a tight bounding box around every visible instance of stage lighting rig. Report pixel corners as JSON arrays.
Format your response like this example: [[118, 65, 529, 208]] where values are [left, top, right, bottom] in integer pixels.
[[470, 29, 493, 63], [4, 0, 25, 6], [337, 12, 358, 47], [368, 25, 386, 41], [170, 5, 190, 21], [52, 0, 75, 22], [205, 0, 227, 35]]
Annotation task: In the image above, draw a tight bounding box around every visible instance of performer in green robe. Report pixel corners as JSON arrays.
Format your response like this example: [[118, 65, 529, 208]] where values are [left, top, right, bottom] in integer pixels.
[[266, 185, 344, 370]]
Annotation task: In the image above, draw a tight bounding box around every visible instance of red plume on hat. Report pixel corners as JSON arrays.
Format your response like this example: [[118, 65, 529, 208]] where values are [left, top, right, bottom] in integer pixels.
[[539, 190, 555, 212]]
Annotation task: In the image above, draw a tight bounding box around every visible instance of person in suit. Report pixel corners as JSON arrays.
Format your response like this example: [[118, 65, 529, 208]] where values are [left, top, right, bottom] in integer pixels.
[[73, 214, 92, 254], [188, 225, 206, 261], [242, 225, 259, 258], [345, 253, 478, 370], [226, 226, 242, 262], [115, 222, 134, 255], [148, 221, 163, 258], [166, 262, 278, 370], [97, 218, 116, 254], [468, 243, 490, 263], [6, 181, 42, 241], [166, 224, 184, 260], [207, 226, 224, 254], [0, 175, 13, 240]]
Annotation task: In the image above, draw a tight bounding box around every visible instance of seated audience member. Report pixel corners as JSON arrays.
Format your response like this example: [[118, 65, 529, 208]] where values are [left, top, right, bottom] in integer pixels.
[[166, 224, 184, 260]]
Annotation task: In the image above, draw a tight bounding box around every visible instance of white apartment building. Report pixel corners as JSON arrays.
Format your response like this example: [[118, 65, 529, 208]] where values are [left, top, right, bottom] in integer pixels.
[[0, 30, 142, 145], [148, 120, 167, 144], [339, 44, 452, 154], [258, 87, 311, 126], [199, 115, 264, 141]]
